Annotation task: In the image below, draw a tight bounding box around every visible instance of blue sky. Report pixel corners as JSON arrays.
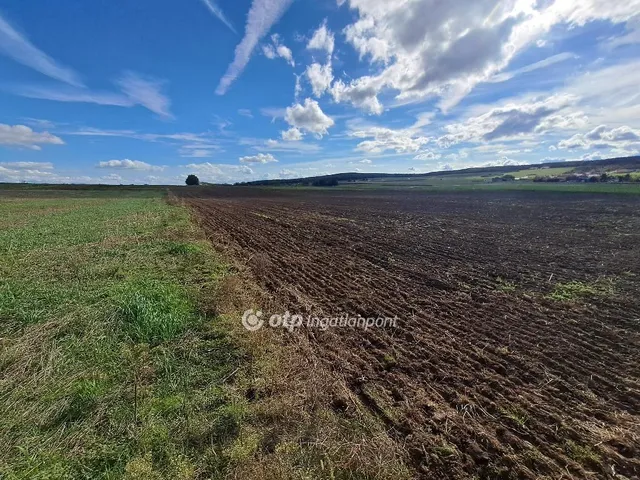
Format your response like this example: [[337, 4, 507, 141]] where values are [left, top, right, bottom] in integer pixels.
[[1, 0, 639, 184]]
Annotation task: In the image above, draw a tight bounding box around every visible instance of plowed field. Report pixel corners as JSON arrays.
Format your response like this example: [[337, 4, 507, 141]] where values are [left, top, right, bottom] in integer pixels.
[[178, 187, 640, 480]]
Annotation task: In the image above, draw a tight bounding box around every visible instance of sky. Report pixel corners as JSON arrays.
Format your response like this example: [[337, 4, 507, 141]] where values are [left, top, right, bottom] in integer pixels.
[[1, 0, 640, 185]]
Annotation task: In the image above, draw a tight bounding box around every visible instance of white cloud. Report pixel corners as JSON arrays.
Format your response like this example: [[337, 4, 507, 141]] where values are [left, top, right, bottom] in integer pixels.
[[307, 20, 335, 57], [216, 0, 294, 94], [285, 98, 334, 137], [115, 72, 173, 118], [260, 107, 286, 120], [100, 173, 124, 183], [0, 164, 93, 184], [437, 94, 579, 147], [561, 59, 640, 126], [306, 62, 333, 97], [239, 153, 278, 164], [488, 52, 578, 83], [179, 148, 216, 158], [200, 0, 236, 33], [359, 158, 372, 164], [483, 156, 526, 167], [607, 16, 640, 49], [97, 159, 165, 171], [413, 150, 442, 161], [281, 127, 303, 141], [0, 124, 64, 150], [262, 44, 276, 58], [558, 125, 640, 150], [0, 13, 82, 86], [330, 77, 384, 115], [184, 162, 223, 176], [294, 73, 302, 101], [0, 161, 54, 169], [258, 138, 321, 153], [279, 168, 298, 178], [14, 71, 173, 117], [15, 86, 134, 107], [276, 44, 294, 66], [335, 0, 640, 113], [262, 34, 295, 66], [349, 125, 429, 153], [238, 108, 253, 118], [183, 163, 255, 183]]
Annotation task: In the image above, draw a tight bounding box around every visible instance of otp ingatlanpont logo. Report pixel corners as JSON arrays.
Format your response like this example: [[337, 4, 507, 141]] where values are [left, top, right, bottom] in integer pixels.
[[241, 309, 264, 331]]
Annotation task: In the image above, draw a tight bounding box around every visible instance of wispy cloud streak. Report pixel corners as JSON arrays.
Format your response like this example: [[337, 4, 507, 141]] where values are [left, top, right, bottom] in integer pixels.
[[0, 13, 82, 86], [11, 72, 173, 118], [216, 0, 294, 95], [200, 0, 237, 33]]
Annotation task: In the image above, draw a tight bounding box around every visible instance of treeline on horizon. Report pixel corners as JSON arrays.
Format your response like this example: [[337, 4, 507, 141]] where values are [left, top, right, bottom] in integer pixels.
[[234, 156, 640, 187]]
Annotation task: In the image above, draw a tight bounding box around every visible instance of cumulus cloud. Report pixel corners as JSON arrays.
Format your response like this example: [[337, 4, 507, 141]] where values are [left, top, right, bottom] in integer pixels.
[[0, 13, 82, 86], [0, 124, 64, 150], [330, 77, 384, 115], [281, 127, 303, 141], [307, 20, 335, 57], [97, 159, 165, 171], [558, 125, 640, 150], [262, 33, 295, 66], [437, 94, 579, 147], [306, 62, 333, 97], [484, 156, 526, 167], [239, 153, 278, 164], [413, 150, 442, 161], [285, 98, 334, 137], [216, 0, 294, 94], [200, 0, 236, 33], [349, 125, 429, 153], [335, 0, 640, 113]]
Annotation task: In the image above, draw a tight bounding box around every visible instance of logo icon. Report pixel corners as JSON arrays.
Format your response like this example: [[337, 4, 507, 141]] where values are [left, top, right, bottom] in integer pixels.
[[241, 309, 264, 331]]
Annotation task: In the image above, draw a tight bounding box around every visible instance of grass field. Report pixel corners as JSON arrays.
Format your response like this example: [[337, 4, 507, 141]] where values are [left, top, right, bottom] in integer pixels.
[[0, 189, 246, 478], [510, 166, 575, 178]]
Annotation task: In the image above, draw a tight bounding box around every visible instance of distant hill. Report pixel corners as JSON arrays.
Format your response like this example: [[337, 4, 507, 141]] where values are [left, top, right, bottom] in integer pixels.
[[235, 156, 640, 187]]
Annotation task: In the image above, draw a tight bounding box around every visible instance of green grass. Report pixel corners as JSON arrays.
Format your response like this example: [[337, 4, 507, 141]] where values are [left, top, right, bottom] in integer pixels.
[[500, 406, 529, 427], [0, 190, 246, 478], [495, 277, 517, 293], [510, 167, 574, 178], [546, 279, 616, 302], [565, 440, 601, 466]]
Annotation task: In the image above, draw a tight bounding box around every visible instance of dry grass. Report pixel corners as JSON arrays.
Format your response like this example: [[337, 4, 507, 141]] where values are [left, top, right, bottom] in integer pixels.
[[176, 193, 411, 479]]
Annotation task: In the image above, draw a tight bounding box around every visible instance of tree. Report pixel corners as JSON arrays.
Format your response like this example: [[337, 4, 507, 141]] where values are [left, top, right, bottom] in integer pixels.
[[185, 174, 200, 186]]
